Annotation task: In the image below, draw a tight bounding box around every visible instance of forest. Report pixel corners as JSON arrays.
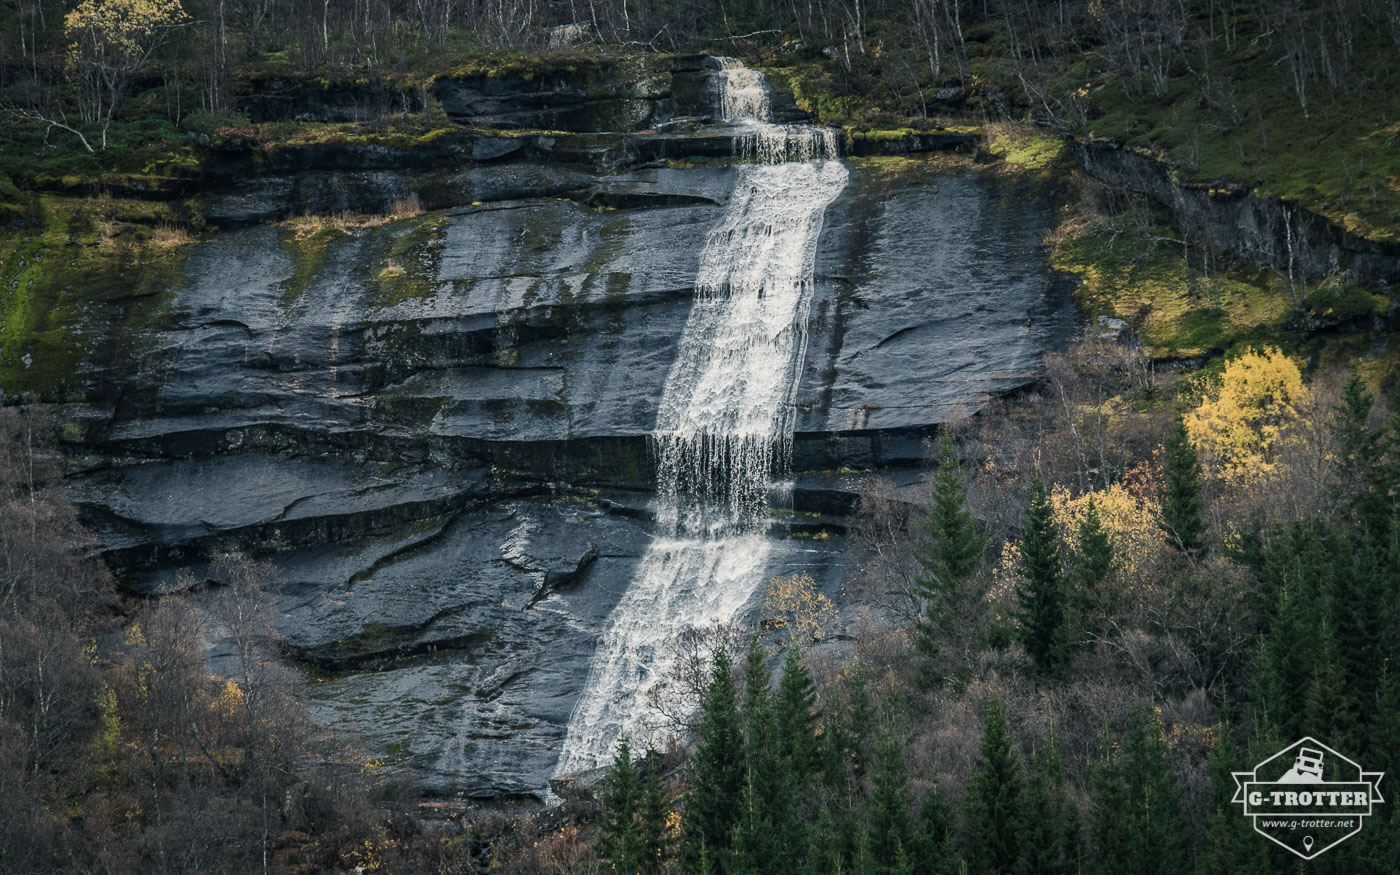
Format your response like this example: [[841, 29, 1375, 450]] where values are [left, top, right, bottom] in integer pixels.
[[2, 0, 1399, 873]]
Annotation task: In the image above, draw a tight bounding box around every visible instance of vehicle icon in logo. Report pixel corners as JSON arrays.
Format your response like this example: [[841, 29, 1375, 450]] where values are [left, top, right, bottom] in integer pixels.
[[1232, 737, 1385, 859]]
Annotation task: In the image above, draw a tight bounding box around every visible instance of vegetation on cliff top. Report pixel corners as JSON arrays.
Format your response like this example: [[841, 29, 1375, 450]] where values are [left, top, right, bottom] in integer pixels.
[[3, 1, 1398, 249]]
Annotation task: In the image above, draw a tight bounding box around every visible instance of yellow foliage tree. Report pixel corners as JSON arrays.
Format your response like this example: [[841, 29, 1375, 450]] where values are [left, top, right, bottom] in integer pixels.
[[760, 572, 837, 647], [990, 481, 1162, 607], [65, 0, 189, 148], [1050, 482, 1163, 580], [1184, 346, 1310, 485]]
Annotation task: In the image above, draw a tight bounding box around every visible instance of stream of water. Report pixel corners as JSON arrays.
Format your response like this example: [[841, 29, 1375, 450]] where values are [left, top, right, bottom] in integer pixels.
[[554, 61, 849, 774]]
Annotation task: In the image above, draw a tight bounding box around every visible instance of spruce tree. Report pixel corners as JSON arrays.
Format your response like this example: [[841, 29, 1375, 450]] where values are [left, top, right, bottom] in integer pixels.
[[1195, 730, 1269, 875], [1371, 661, 1400, 783], [742, 636, 771, 726], [893, 839, 915, 875], [1090, 707, 1185, 875], [1071, 496, 1115, 593], [963, 700, 1022, 875], [846, 661, 874, 771], [1069, 495, 1115, 646], [1015, 742, 1078, 875], [1384, 379, 1400, 526], [913, 771, 958, 875], [1304, 622, 1360, 755], [1016, 476, 1068, 677], [1252, 520, 1333, 740], [1334, 366, 1387, 528], [851, 823, 877, 875], [1123, 707, 1185, 874], [729, 767, 769, 875], [1086, 731, 1131, 875], [1161, 415, 1206, 554], [869, 728, 914, 866], [804, 804, 844, 874], [684, 647, 745, 871], [600, 736, 645, 874], [913, 434, 988, 661], [1325, 529, 1383, 717], [639, 748, 671, 874], [738, 637, 802, 874], [774, 645, 818, 777]]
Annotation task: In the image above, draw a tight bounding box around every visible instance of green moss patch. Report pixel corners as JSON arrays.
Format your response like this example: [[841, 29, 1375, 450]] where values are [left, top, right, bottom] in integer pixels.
[[0, 196, 194, 400], [278, 225, 350, 305], [1051, 220, 1295, 358], [367, 213, 452, 311], [985, 124, 1066, 171]]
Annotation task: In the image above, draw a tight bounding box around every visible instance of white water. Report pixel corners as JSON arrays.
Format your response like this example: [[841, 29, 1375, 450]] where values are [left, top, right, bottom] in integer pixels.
[[554, 60, 848, 774]]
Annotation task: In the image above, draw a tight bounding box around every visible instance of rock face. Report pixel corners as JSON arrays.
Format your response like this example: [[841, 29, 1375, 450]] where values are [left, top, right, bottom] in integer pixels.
[[64, 155, 1071, 798], [237, 54, 720, 132], [53, 61, 1074, 801], [1072, 140, 1400, 286], [239, 78, 427, 123]]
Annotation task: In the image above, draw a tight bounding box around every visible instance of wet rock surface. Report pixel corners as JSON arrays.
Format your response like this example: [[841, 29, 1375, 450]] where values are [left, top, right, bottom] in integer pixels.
[[65, 153, 1072, 800]]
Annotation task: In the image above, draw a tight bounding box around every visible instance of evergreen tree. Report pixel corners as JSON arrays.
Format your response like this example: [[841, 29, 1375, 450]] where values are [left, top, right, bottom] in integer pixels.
[[1068, 495, 1115, 646], [1087, 731, 1131, 875], [851, 823, 878, 875], [766, 647, 820, 874], [730, 767, 769, 875], [1122, 708, 1186, 874], [817, 710, 856, 794], [774, 645, 819, 776], [804, 804, 845, 874], [913, 434, 988, 663], [1251, 520, 1335, 740], [1325, 533, 1384, 722], [639, 748, 671, 874], [1015, 741, 1078, 875], [869, 728, 914, 866], [600, 736, 645, 874], [912, 771, 958, 875], [1333, 366, 1387, 529], [1016, 476, 1068, 676], [1089, 708, 1185, 875], [684, 647, 746, 871], [964, 700, 1022, 875], [742, 636, 771, 727], [1161, 415, 1206, 554], [1370, 661, 1400, 783], [738, 637, 804, 875], [1196, 729, 1269, 875], [892, 839, 915, 875], [1071, 495, 1115, 593], [1304, 622, 1360, 755], [845, 661, 875, 776], [1383, 379, 1400, 524]]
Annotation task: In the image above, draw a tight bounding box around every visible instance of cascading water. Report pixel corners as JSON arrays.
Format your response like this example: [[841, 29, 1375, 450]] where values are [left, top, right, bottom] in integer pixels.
[[554, 60, 848, 775]]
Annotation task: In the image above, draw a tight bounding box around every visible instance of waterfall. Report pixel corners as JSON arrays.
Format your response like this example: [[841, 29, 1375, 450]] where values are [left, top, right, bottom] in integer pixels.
[[712, 57, 772, 123], [554, 60, 847, 776]]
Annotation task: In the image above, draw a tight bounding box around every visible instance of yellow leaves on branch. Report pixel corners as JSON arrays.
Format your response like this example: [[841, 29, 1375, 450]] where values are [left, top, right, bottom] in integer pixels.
[[1184, 346, 1310, 486], [1050, 482, 1162, 580], [989, 481, 1162, 606], [211, 677, 245, 718], [760, 572, 837, 646], [65, 0, 189, 61]]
